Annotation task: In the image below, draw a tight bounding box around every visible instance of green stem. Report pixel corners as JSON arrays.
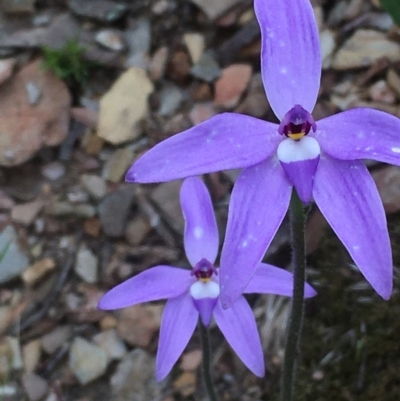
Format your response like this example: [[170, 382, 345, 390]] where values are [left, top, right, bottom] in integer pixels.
[[280, 190, 307, 401], [199, 322, 219, 401]]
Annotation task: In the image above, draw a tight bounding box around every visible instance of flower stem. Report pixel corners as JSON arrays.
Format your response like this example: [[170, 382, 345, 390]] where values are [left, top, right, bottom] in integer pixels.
[[199, 322, 219, 401], [280, 190, 307, 401]]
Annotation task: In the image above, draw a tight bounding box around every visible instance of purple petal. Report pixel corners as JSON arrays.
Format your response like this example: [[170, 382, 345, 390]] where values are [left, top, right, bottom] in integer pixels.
[[126, 113, 280, 183], [193, 297, 218, 327], [214, 297, 264, 377], [156, 293, 198, 381], [315, 108, 400, 165], [98, 266, 192, 310], [180, 177, 219, 266], [244, 263, 316, 298], [254, 0, 321, 120], [313, 156, 392, 299], [219, 158, 292, 308]]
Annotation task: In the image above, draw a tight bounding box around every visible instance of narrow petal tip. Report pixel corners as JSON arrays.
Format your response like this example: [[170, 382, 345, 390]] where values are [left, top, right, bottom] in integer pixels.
[[305, 283, 317, 298]]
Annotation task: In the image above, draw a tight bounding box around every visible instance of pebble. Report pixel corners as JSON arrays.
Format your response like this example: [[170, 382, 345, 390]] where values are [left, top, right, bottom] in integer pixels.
[[190, 52, 221, 82], [70, 107, 99, 129], [93, 329, 127, 362], [21, 258, 56, 286], [150, 46, 169, 81], [111, 349, 161, 401], [46, 202, 96, 218], [189, 102, 217, 125], [0, 226, 29, 284], [117, 304, 163, 347], [180, 349, 202, 371], [99, 185, 136, 237], [173, 371, 196, 397], [22, 373, 48, 401], [158, 83, 184, 117], [387, 69, 400, 98], [2, 0, 35, 13], [125, 214, 152, 246], [102, 148, 135, 183], [69, 337, 108, 385], [69, 0, 127, 22], [332, 30, 400, 70], [0, 60, 71, 166], [0, 58, 15, 86], [320, 29, 336, 69], [81, 174, 107, 200], [98, 68, 153, 144], [96, 29, 125, 52], [75, 245, 98, 284], [125, 18, 151, 69], [214, 64, 252, 108], [369, 80, 396, 104], [41, 326, 72, 354], [373, 166, 400, 214], [11, 200, 44, 226], [41, 162, 66, 181], [184, 33, 205, 64], [8, 337, 23, 370], [22, 340, 41, 374], [188, 0, 242, 20]]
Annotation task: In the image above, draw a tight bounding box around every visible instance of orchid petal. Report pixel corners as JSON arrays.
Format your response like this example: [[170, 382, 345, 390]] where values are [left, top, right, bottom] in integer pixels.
[[219, 158, 292, 308], [214, 297, 264, 377], [156, 293, 198, 381], [180, 177, 219, 266], [244, 263, 317, 298], [126, 114, 280, 183], [313, 156, 392, 299], [98, 266, 192, 310], [254, 0, 321, 120], [315, 108, 400, 165]]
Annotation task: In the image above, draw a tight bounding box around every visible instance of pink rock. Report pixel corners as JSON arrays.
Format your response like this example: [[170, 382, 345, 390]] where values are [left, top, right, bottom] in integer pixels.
[[70, 107, 99, 129], [214, 64, 252, 108], [0, 59, 15, 86], [373, 166, 400, 214], [0, 59, 71, 166], [189, 102, 217, 125]]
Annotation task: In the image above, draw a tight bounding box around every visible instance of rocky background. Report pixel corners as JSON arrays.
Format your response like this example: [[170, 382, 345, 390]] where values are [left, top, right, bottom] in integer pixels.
[[0, 0, 400, 400]]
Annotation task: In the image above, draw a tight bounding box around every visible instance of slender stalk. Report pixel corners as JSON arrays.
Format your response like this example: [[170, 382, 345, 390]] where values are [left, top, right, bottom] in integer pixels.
[[199, 322, 219, 401], [280, 190, 307, 401]]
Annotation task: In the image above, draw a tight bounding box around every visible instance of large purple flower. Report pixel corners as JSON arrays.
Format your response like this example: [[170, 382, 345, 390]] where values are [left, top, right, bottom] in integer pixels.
[[99, 177, 316, 381], [126, 0, 400, 305]]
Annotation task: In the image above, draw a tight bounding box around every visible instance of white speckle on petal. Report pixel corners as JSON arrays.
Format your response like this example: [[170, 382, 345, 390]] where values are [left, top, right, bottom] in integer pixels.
[[194, 227, 203, 239], [353, 245, 359, 250], [279, 40, 285, 47], [280, 67, 288, 74], [392, 147, 400, 153], [242, 240, 248, 248]]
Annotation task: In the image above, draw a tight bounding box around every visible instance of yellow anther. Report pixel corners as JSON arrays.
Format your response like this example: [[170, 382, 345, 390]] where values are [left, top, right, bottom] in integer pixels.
[[200, 277, 211, 283], [288, 132, 305, 140]]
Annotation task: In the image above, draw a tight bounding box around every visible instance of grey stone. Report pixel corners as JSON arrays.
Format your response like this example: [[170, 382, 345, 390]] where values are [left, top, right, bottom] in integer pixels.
[[75, 245, 98, 284], [158, 83, 184, 117], [111, 349, 162, 401], [0, 226, 29, 283], [125, 18, 151, 69], [69, 0, 127, 22], [190, 52, 221, 82]]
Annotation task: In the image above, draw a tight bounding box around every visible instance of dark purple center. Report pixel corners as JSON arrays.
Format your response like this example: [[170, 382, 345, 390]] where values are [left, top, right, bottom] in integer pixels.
[[191, 258, 217, 281], [278, 104, 316, 139]]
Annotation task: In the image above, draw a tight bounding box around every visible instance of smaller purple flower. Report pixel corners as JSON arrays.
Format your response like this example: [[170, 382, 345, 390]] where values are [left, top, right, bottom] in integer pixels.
[[99, 177, 316, 381]]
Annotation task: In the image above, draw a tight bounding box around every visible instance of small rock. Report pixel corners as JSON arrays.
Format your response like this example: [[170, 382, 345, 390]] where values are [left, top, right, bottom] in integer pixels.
[[214, 64, 252, 108], [191, 52, 221, 82], [158, 83, 184, 117], [11, 200, 44, 226], [150, 181, 185, 231], [70, 107, 98, 129], [75, 245, 98, 284], [373, 166, 400, 213], [189, 102, 217, 125], [0, 226, 29, 284], [181, 349, 202, 371], [93, 329, 127, 362], [125, 18, 151, 69], [0, 59, 71, 166], [173, 372, 196, 397], [117, 304, 163, 347], [111, 349, 161, 401], [387, 69, 400, 98], [332, 30, 400, 70], [96, 29, 125, 52], [69, 0, 127, 22], [46, 202, 96, 218], [0, 191, 15, 211], [102, 148, 135, 183], [184, 33, 205, 64], [69, 337, 108, 385], [167, 50, 191, 84], [188, 0, 242, 20], [150, 46, 169, 81], [41, 326, 72, 354], [22, 340, 42, 374], [83, 218, 102, 237], [100, 315, 118, 331], [125, 214, 152, 245], [0, 59, 15, 86], [41, 162, 66, 181], [81, 175, 107, 200], [369, 80, 396, 104], [236, 92, 269, 118], [99, 185, 136, 237], [98, 68, 153, 145], [22, 258, 56, 286], [22, 373, 48, 401], [320, 29, 336, 69]]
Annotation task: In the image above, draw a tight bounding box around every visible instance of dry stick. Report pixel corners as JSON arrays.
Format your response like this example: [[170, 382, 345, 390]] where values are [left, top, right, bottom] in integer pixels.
[[280, 190, 307, 401]]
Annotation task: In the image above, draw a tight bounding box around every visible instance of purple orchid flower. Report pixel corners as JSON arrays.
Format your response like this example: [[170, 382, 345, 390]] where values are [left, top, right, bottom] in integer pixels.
[[126, 0, 400, 305], [99, 177, 316, 381]]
